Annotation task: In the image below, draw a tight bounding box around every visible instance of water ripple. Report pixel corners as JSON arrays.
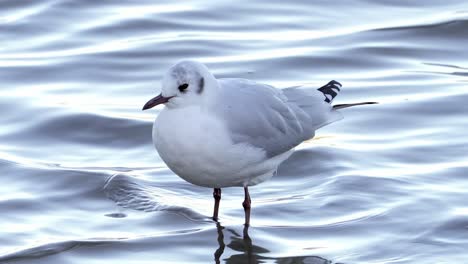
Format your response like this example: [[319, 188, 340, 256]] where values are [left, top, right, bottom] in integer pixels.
[[1, 0, 468, 263]]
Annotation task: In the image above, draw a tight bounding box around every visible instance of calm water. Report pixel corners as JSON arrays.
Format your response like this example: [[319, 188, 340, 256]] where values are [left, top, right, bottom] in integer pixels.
[[1, 0, 468, 263]]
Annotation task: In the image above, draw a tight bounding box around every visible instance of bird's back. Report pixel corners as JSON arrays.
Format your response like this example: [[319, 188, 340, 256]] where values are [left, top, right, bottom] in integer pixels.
[[214, 79, 343, 158]]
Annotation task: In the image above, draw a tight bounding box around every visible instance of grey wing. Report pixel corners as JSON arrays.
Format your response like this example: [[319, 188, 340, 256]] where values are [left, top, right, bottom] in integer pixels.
[[214, 79, 315, 157]]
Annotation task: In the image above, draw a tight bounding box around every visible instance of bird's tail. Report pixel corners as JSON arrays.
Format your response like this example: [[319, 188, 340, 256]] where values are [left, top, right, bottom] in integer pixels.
[[333, 102, 378, 110], [316, 80, 378, 109]]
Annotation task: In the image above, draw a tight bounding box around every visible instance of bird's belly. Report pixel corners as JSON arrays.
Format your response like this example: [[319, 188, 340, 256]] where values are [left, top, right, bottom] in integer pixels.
[[152, 107, 286, 187]]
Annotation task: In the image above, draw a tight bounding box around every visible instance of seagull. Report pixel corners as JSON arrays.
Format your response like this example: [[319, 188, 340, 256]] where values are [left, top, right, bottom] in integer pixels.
[[142, 60, 376, 226]]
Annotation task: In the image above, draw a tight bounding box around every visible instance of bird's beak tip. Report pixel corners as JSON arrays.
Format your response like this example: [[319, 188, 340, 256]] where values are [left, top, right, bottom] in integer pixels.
[[142, 94, 170, 111]]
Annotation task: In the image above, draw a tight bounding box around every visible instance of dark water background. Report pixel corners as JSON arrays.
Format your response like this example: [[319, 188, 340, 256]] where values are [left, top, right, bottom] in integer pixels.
[[1, 0, 468, 263]]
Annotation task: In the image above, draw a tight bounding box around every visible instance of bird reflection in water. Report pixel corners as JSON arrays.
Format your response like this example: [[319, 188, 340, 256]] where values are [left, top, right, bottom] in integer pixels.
[[214, 223, 337, 264], [214, 223, 268, 264]]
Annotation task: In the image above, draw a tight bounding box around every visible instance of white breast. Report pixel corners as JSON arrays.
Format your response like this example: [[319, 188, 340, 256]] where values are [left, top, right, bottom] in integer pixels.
[[152, 106, 291, 187]]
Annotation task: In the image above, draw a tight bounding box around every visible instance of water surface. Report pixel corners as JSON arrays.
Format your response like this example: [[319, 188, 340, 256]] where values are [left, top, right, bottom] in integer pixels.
[[1, 0, 468, 263]]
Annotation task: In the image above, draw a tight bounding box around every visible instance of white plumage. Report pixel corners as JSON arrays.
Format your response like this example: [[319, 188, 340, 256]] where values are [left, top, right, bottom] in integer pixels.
[[142, 60, 375, 224]]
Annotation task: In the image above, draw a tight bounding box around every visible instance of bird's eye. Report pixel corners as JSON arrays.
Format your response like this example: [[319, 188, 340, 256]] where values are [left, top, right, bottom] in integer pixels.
[[178, 83, 189, 92]]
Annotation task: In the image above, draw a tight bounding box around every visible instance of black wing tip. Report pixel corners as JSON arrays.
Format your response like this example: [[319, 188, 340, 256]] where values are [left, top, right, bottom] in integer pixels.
[[318, 80, 342, 103], [329, 80, 342, 88], [357, 102, 378, 105], [324, 80, 342, 91], [332, 102, 378, 109]]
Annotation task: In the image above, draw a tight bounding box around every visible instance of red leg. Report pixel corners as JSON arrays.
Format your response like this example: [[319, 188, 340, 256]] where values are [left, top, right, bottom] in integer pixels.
[[213, 188, 221, 221], [242, 186, 251, 226]]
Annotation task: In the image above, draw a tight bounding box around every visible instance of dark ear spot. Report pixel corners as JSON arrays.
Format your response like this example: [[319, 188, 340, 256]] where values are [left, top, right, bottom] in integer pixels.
[[197, 77, 204, 94], [178, 83, 189, 93]]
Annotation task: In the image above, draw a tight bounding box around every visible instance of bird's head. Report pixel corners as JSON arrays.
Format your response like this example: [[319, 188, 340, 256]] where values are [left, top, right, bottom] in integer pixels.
[[142, 60, 217, 110]]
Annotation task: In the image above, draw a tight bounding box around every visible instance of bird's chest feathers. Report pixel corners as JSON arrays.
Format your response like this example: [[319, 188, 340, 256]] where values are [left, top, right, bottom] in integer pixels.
[[153, 107, 232, 172]]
